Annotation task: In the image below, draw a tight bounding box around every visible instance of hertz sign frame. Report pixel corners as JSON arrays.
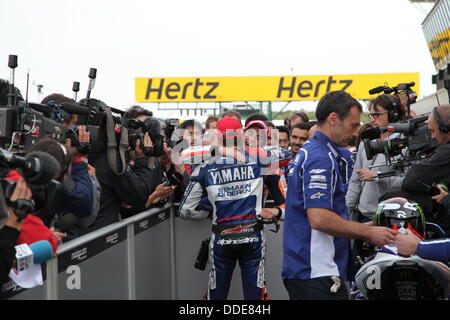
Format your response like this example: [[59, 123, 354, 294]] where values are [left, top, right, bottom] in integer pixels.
[[135, 73, 420, 103]]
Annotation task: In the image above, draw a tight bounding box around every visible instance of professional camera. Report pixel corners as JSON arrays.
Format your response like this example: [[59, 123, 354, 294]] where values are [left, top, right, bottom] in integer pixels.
[[361, 116, 436, 178], [162, 118, 180, 148], [122, 116, 165, 157], [0, 148, 60, 221], [0, 55, 67, 153]]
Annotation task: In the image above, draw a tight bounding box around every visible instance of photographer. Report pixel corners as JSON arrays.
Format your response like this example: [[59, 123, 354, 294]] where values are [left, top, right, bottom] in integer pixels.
[[120, 106, 172, 217], [77, 107, 157, 234], [346, 94, 407, 222], [41, 94, 77, 128]]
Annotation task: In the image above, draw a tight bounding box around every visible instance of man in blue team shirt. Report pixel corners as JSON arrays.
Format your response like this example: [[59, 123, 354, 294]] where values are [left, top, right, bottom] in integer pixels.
[[282, 91, 399, 300]]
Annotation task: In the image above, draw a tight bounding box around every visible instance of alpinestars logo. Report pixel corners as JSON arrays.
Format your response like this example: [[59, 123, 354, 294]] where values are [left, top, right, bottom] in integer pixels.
[[311, 192, 325, 199], [220, 223, 257, 236]]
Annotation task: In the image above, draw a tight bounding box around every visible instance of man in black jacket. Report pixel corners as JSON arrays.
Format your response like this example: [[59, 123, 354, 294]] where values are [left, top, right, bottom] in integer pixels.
[[79, 134, 156, 234], [381, 104, 450, 233]]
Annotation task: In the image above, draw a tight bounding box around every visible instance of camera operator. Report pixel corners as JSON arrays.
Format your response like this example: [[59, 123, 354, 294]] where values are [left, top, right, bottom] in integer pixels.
[[120, 106, 173, 217], [77, 109, 157, 235], [346, 94, 407, 223], [41, 94, 77, 128], [159, 120, 204, 203], [385, 104, 450, 233], [0, 178, 31, 285]]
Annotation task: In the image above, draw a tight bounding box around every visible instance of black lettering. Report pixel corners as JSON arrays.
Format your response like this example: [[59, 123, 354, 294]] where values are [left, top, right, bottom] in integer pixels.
[[204, 82, 219, 99], [182, 82, 193, 99], [339, 79, 353, 92], [193, 78, 204, 99], [297, 80, 313, 98], [165, 82, 180, 99], [145, 79, 164, 99], [314, 80, 326, 98], [277, 77, 296, 98], [326, 76, 337, 92]]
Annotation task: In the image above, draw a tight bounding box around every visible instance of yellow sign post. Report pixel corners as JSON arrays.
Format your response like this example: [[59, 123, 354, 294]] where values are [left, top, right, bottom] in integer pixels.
[[135, 73, 419, 102]]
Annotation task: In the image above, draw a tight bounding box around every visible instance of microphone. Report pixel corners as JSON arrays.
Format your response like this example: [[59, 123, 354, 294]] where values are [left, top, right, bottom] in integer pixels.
[[26, 102, 54, 116], [368, 86, 386, 95], [0, 149, 60, 185], [14, 240, 53, 271], [61, 101, 90, 115], [29, 240, 54, 264], [54, 214, 77, 233]]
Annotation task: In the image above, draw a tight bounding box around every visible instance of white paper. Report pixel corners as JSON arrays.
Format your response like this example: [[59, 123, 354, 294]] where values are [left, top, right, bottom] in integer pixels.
[[9, 264, 43, 289]]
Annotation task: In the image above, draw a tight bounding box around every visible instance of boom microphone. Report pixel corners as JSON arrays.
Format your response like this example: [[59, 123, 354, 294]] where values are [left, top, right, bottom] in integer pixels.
[[54, 213, 77, 233], [368, 86, 386, 95], [25, 102, 54, 117]]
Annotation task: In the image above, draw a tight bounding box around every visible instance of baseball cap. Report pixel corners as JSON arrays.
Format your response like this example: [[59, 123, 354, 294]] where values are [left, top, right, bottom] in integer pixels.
[[216, 117, 243, 139], [244, 120, 270, 137]]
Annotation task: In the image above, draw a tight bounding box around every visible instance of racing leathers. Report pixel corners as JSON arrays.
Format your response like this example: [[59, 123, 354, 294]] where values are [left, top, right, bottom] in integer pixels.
[[179, 148, 285, 300]]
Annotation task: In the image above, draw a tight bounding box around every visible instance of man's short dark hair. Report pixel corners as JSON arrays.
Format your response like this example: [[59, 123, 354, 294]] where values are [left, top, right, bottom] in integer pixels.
[[41, 93, 75, 105], [315, 91, 362, 125], [291, 122, 310, 132], [221, 110, 241, 121], [124, 105, 153, 119], [179, 119, 203, 131], [205, 115, 219, 129], [289, 111, 309, 124], [277, 125, 290, 138], [265, 121, 276, 129], [244, 113, 268, 127]]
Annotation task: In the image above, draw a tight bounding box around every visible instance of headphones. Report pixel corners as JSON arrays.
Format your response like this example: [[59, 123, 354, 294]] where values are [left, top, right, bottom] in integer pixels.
[[382, 94, 402, 123], [433, 107, 450, 134], [56, 142, 72, 175]]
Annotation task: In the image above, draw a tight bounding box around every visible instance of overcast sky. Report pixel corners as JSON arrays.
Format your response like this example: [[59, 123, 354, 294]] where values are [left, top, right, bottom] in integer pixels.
[[0, 0, 436, 118]]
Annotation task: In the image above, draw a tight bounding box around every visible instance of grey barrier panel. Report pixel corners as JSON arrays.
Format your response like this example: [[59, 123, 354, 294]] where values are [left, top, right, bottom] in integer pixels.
[[263, 222, 289, 300], [5, 279, 46, 300], [173, 217, 214, 299], [173, 216, 288, 300], [56, 227, 129, 299], [4, 202, 289, 300], [134, 208, 172, 299]]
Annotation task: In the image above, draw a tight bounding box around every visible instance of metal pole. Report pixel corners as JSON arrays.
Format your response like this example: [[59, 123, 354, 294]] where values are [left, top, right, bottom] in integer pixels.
[[45, 258, 59, 300], [126, 224, 136, 300], [170, 204, 177, 300]]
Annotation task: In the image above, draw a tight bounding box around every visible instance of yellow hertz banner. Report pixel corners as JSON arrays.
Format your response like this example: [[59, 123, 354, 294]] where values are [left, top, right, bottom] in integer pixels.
[[135, 73, 419, 102]]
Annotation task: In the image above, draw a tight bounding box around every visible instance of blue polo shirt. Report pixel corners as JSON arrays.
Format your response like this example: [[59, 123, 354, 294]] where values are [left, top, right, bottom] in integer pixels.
[[282, 131, 350, 280]]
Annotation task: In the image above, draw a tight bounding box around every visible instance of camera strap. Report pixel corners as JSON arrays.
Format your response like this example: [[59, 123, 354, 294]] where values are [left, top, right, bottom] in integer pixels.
[[105, 108, 128, 175]]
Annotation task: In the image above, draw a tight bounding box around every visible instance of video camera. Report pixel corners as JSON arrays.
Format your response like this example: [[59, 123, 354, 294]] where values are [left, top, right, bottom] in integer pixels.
[[122, 116, 165, 157], [0, 148, 61, 222], [361, 116, 436, 178], [0, 55, 67, 153], [162, 118, 180, 148], [369, 82, 417, 115]]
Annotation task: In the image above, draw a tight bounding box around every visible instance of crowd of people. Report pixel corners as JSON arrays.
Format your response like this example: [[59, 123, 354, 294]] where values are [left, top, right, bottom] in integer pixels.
[[1, 79, 450, 300]]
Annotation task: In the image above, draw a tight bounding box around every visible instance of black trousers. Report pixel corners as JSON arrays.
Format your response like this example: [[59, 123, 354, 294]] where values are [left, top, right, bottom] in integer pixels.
[[283, 277, 349, 300]]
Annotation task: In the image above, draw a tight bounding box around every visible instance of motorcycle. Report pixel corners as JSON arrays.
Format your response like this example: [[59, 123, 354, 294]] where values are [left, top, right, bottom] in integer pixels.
[[353, 197, 450, 300]]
